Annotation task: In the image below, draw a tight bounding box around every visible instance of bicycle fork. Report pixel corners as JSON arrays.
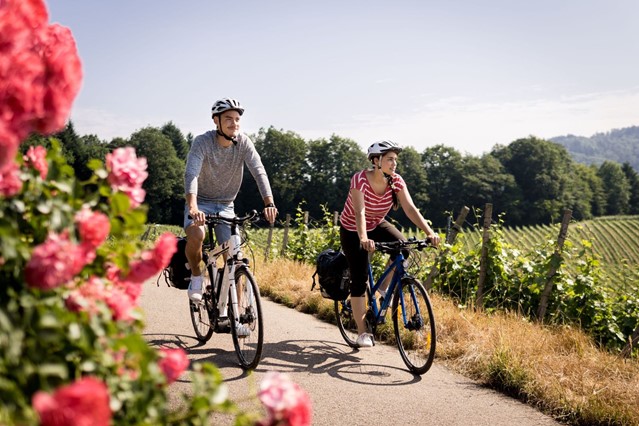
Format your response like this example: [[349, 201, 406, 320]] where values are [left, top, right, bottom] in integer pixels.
[[216, 231, 249, 322]]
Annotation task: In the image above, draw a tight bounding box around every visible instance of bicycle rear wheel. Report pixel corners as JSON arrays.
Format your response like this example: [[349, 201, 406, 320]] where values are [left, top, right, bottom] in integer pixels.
[[392, 277, 436, 375], [190, 273, 214, 342], [229, 266, 263, 369], [335, 295, 358, 348]]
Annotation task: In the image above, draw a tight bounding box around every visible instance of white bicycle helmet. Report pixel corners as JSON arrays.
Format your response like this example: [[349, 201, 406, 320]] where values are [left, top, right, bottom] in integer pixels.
[[211, 98, 244, 118], [367, 140, 402, 159]]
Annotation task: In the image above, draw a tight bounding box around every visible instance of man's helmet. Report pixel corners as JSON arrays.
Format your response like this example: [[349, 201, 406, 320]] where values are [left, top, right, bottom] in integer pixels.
[[367, 140, 402, 159], [211, 98, 244, 118]]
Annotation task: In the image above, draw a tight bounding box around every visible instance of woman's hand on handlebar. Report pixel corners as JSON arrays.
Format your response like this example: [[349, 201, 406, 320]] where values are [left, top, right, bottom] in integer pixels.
[[360, 237, 375, 253], [427, 233, 441, 247]]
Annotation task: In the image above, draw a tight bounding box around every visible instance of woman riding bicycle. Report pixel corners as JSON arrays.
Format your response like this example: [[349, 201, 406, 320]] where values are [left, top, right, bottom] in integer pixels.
[[339, 140, 441, 348]]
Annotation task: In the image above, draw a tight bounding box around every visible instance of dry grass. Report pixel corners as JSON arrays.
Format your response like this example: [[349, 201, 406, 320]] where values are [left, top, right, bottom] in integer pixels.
[[252, 256, 639, 425]]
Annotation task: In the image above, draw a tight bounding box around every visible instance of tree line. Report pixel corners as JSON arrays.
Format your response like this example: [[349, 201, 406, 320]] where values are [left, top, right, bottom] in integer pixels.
[[22, 122, 639, 229]]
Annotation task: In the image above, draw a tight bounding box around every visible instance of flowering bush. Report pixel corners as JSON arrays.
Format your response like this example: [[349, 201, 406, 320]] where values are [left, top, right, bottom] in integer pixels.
[[0, 1, 312, 425], [258, 373, 312, 426]]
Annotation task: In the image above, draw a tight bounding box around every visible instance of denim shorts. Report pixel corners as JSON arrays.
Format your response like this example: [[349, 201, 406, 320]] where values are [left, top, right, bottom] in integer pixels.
[[184, 200, 234, 244]]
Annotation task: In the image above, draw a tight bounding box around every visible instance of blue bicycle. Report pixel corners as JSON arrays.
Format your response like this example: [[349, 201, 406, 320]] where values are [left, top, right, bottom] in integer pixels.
[[335, 238, 437, 375]]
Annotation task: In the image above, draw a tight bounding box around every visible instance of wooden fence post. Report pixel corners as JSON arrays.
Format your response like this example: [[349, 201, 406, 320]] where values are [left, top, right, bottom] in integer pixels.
[[333, 211, 339, 226], [536, 209, 573, 321], [264, 221, 274, 261], [476, 203, 493, 308], [423, 206, 470, 291], [280, 214, 291, 256], [621, 324, 639, 357]]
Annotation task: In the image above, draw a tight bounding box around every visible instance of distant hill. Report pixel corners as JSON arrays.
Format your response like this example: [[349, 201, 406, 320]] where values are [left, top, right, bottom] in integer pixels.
[[550, 125, 639, 171]]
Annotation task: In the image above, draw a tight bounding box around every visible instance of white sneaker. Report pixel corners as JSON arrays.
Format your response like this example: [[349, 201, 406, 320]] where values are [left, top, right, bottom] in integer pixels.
[[356, 333, 374, 348], [188, 275, 203, 302], [235, 321, 251, 338]]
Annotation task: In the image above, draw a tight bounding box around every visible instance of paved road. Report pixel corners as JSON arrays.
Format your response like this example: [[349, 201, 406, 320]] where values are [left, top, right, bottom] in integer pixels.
[[141, 276, 562, 426]]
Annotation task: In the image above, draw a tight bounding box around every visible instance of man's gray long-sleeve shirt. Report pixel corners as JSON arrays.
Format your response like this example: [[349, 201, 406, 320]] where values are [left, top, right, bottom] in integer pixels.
[[184, 131, 272, 204]]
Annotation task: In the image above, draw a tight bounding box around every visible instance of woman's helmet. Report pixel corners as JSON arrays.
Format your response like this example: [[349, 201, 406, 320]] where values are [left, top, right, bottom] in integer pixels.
[[211, 98, 244, 118], [367, 140, 402, 159]]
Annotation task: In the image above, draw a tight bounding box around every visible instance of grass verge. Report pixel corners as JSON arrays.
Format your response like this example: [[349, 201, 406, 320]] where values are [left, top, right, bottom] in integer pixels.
[[253, 256, 639, 426]]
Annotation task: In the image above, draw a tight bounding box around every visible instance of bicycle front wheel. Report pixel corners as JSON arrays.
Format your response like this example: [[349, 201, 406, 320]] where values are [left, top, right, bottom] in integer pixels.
[[392, 277, 436, 375], [229, 266, 264, 369], [190, 273, 214, 343]]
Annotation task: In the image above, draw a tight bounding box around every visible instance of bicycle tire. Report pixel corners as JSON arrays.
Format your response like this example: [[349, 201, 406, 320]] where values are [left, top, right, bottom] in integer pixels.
[[229, 266, 263, 369], [335, 295, 358, 348], [190, 271, 214, 342], [392, 277, 436, 375]]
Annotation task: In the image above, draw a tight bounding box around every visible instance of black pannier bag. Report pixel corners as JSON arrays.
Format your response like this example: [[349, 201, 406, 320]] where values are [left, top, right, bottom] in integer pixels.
[[163, 237, 191, 290], [311, 248, 351, 300]]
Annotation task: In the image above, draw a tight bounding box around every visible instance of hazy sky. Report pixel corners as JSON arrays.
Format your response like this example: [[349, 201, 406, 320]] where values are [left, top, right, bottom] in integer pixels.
[[47, 0, 639, 156]]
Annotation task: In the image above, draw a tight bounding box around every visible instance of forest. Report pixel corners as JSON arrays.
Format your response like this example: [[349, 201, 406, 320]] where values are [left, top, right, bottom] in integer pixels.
[[22, 122, 639, 230]]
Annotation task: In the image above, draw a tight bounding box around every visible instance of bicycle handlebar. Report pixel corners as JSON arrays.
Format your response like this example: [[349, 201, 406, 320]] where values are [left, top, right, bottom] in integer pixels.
[[374, 237, 434, 253], [188, 210, 262, 226]]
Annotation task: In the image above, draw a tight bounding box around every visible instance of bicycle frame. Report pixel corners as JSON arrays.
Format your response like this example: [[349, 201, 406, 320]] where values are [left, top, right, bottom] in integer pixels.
[[367, 250, 415, 325], [203, 217, 250, 319]]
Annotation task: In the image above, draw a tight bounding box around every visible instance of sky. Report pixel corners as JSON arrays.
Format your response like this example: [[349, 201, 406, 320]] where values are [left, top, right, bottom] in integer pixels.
[[47, 0, 639, 156]]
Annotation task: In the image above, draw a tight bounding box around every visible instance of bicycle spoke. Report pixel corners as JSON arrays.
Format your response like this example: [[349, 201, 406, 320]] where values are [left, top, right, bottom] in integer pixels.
[[335, 296, 358, 347], [190, 274, 214, 342], [392, 278, 436, 375], [230, 267, 263, 369]]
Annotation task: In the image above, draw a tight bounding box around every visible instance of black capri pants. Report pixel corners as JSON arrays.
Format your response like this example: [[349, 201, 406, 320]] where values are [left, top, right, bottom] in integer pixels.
[[340, 220, 405, 297]]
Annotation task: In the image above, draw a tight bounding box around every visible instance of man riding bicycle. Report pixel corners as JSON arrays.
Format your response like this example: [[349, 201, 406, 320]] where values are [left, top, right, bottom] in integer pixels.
[[183, 98, 277, 335]]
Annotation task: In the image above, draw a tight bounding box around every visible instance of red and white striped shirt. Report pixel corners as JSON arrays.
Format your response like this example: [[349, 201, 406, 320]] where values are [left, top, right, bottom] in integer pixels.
[[340, 170, 406, 232]]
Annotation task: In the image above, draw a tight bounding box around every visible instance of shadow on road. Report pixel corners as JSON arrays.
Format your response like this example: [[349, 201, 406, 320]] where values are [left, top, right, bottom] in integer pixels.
[[145, 332, 421, 386], [257, 339, 422, 386]]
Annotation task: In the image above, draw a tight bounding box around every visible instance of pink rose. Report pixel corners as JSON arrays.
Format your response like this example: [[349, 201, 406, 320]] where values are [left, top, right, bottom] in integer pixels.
[[105, 147, 148, 208], [0, 161, 23, 196], [105, 287, 136, 321], [25, 231, 90, 290], [0, 0, 82, 172], [125, 233, 177, 283], [23, 144, 48, 179], [31, 24, 82, 135], [32, 376, 111, 426], [152, 232, 178, 269], [75, 206, 110, 248], [258, 372, 312, 426], [64, 276, 108, 316], [158, 347, 189, 384]]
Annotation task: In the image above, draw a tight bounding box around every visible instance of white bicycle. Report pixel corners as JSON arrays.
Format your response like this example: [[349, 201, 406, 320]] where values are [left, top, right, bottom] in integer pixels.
[[189, 210, 264, 370]]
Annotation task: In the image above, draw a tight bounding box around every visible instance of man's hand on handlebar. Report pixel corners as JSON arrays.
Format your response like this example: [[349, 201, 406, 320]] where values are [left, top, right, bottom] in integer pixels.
[[263, 205, 277, 224], [189, 206, 206, 226]]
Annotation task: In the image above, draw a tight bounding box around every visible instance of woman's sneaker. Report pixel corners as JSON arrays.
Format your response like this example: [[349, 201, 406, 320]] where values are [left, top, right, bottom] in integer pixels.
[[356, 333, 374, 348], [188, 275, 203, 302]]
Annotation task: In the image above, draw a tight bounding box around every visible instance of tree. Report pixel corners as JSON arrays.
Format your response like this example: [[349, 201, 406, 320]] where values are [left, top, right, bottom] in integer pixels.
[[161, 121, 189, 161], [387, 146, 430, 229], [492, 137, 573, 225], [598, 161, 630, 215], [622, 162, 639, 215], [128, 127, 185, 224], [459, 154, 520, 223], [566, 163, 605, 220], [241, 127, 308, 215], [302, 135, 367, 220], [421, 145, 465, 228]]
